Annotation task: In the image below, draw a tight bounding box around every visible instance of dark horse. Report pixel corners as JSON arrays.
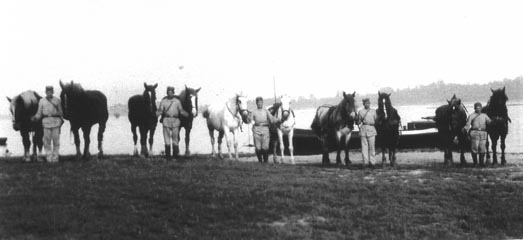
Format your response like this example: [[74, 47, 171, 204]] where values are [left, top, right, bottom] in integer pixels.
[[60, 80, 108, 160], [483, 87, 511, 165], [128, 83, 158, 157], [7, 91, 44, 161], [177, 85, 201, 156], [311, 91, 357, 166], [376, 91, 401, 166], [434, 94, 468, 165]]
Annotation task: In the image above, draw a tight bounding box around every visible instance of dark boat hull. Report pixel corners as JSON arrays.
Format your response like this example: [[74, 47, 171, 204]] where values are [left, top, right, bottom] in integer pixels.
[[270, 128, 441, 156]]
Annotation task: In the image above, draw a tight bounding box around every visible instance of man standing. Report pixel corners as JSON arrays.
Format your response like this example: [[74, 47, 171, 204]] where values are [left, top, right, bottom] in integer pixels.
[[32, 86, 63, 163], [357, 98, 377, 168], [156, 86, 189, 160], [464, 102, 491, 166], [250, 97, 278, 163]]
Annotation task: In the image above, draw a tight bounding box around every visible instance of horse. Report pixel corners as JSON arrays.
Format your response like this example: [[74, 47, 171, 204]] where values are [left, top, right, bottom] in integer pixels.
[[177, 85, 201, 156], [59, 80, 108, 160], [203, 94, 251, 160], [376, 91, 401, 166], [483, 87, 511, 165], [6, 91, 44, 162], [311, 91, 357, 166], [269, 95, 296, 164], [434, 94, 468, 165], [128, 82, 158, 157]]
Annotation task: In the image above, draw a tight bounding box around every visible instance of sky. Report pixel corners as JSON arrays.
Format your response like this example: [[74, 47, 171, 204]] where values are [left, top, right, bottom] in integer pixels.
[[1, 0, 522, 111]]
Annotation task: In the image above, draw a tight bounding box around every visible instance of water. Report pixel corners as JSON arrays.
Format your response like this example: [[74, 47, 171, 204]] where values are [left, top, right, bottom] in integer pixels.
[[1, 103, 522, 156]]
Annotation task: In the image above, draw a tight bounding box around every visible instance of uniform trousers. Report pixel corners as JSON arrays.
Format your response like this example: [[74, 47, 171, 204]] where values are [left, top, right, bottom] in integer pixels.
[[43, 127, 60, 162]]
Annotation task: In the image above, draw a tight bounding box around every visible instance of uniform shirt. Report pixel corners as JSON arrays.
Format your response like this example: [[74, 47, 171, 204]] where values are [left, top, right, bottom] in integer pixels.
[[465, 112, 491, 131], [34, 96, 63, 128], [251, 108, 276, 127], [357, 108, 377, 137], [156, 97, 188, 128]]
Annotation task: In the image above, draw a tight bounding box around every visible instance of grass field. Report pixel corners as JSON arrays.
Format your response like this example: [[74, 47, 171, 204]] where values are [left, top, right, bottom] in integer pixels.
[[1, 154, 523, 239]]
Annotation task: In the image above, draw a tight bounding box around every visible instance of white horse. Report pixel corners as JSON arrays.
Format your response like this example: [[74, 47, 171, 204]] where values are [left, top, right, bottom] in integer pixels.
[[270, 95, 296, 164], [203, 94, 251, 160]]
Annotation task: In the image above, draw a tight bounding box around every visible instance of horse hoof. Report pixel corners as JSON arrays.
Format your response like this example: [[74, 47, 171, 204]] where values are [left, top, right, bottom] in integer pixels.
[[98, 152, 104, 159]]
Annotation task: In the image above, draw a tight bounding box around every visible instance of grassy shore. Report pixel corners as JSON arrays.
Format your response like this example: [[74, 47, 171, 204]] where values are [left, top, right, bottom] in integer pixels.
[[1, 152, 523, 239]]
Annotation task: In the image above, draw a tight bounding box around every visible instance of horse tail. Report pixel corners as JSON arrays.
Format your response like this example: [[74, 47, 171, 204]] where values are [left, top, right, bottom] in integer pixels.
[[310, 106, 322, 136]]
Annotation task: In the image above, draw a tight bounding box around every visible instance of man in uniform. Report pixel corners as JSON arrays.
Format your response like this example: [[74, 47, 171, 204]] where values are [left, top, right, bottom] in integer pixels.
[[464, 102, 491, 166], [31, 86, 63, 163], [156, 86, 189, 160], [250, 97, 279, 163], [357, 98, 378, 168]]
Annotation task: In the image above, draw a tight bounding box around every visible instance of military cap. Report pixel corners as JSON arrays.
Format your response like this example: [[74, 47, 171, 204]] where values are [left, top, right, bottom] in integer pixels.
[[362, 98, 370, 103], [45, 86, 54, 92], [166, 86, 175, 93]]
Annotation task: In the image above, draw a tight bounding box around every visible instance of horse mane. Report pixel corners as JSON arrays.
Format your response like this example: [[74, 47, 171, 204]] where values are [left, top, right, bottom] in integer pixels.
[[142, 88, 157, 113]]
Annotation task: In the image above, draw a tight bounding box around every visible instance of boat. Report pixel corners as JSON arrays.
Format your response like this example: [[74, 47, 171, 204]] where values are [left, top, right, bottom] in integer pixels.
[[270, 120, 442, 155]]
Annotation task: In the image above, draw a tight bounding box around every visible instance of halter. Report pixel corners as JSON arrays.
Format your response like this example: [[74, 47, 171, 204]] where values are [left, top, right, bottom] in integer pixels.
[[276, 106, 295, 129]]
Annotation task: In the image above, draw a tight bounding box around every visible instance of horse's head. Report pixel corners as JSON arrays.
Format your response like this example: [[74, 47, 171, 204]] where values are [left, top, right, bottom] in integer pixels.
[[279, 95, 292, 120], [143, 82, 158, 115], [489, 87, 508, 108], [341, 91, 357, 120], [181, 85, 201, 117], [7, 91, 39, 131], [378, 91, 392, 110], [447, 94, 465, 132], [236, 94, 251, 124], [59, 80, 84, 120]]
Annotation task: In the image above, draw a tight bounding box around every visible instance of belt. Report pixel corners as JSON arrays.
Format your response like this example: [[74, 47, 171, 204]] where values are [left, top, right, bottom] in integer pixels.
[[254, 123, 269, 127], [45, 115, 61, 118], [164, 115, 178, 118], [471, 128, 486, 131]]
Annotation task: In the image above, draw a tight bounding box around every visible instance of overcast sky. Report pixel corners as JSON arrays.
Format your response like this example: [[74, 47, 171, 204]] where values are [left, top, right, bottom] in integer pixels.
[[1, 0, 522, 111]]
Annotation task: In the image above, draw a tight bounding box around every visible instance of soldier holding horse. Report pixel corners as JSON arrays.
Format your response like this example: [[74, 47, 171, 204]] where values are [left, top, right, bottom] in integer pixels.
[[357, 98, 378, 168], [32, 86, 64, 163], [156, 86, 189, 160], [464, 102, 491, 166]]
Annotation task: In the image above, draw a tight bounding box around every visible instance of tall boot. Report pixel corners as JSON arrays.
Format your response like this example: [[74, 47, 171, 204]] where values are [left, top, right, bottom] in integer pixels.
[[262, 150, 269, 163], [471, 153, 478, 166], [172, 145, 180, 160], [255, 150, 263, 163], [165, 145, 171, 160], [479, 153, 485, 167]]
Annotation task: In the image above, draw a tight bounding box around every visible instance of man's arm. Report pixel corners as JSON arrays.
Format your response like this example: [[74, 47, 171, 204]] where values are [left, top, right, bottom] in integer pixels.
[[31, 100, 44, 121], [156, 100, 164, 117]]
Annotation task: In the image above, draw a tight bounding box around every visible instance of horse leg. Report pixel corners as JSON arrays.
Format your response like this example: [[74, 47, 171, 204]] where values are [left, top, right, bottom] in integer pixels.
[[335, 132, 342, 165], [485, 135, 491, 164], [185, 127, 191, 156], [500, 134, 507, 165], [491, 135, 499, 165], [34, 127, 44, 161], [72, 128, 82, 160], [82, 126, 92, 160], [321, 131, 330, 165], [288, 129, 295, 165], [459, 135, 466, 165], [272, 134, 278, 163], [343, 133, 351, 167], [278, 130, 285, 164], [218, 131, 225, 159], [149, 126, 156, 156], [98, 122, 106, 159], [131, 124, 139, 156], [232, 129, 240, 160], [139, 126, 148, 157], [208, 127, 216, 157], [20, 131, 31, 162]]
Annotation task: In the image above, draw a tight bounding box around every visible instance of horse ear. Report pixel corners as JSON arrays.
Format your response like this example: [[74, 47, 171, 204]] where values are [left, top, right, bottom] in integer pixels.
[[6, 97, 11, 103], [59, 80, 65, 89], [144, 82, 147, 88], [185, 84, 188, 90], [352, 91, 356, 97], [388, 93, 392, 97], [447, 100, 450, 104], [153, 83, 158, 88], [343, 91, 347, 98], [502, 86, 505, 92], [196, 87, 201, 93], [378, 91, 381, 96], [491, 88, 494, 93]]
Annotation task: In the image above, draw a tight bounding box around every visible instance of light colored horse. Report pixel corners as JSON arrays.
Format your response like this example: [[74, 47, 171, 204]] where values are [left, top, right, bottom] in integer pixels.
[[203, 94, 251, 160], [270, 95, 296, 164]]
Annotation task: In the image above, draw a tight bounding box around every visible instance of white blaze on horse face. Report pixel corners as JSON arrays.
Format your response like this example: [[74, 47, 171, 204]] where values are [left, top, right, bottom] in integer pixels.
[[280, 95, 291, 111], [190, 95, 197, 116], [237, 96, 249, 112]]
